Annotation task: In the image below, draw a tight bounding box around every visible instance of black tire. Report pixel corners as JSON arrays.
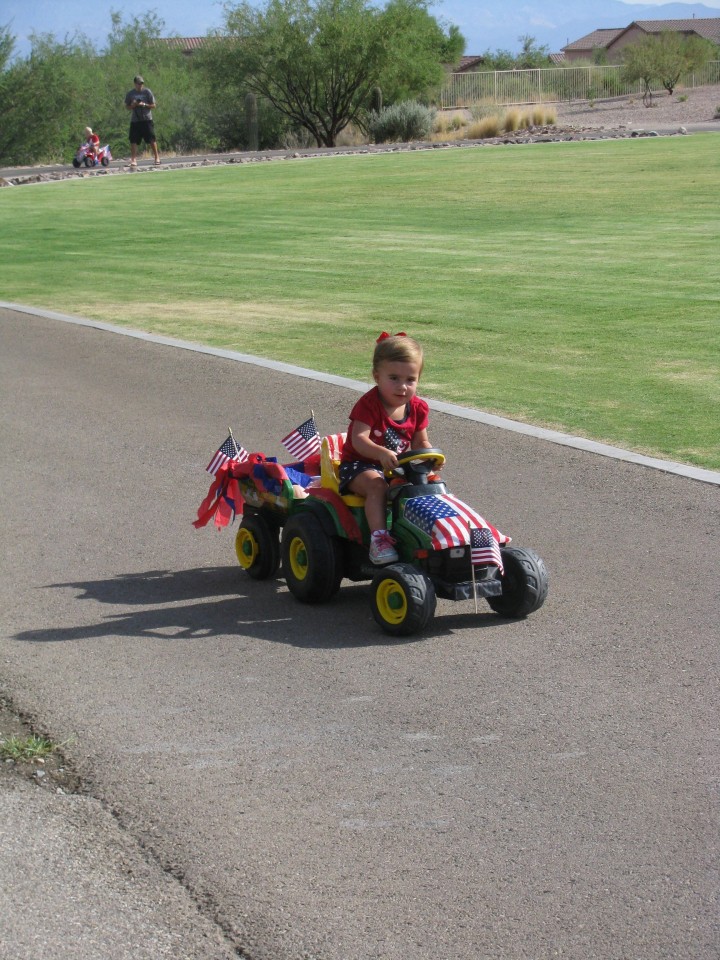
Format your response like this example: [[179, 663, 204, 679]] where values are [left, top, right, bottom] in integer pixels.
[[72, 158, 81, 168], [281, 513, 344, 603], [101, 156, 110, 167], [487, 547, 548, 618], [84, 156, 94, 167], [234, 514, 280, 580], [370, 563, 436, 637]]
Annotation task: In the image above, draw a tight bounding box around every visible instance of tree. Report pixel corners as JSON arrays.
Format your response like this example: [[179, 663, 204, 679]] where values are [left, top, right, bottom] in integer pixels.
[[217, 0, 463, 147], [622, 31, 718, 105], [0, 24, 14, 73], [515, 35, 551, 70], [654, 31, 717, 95], [377, 0, 464, 104]]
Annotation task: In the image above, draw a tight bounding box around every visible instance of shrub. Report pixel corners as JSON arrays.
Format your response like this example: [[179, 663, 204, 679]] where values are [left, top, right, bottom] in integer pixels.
[[470, 99, 500, 121], [503, 108, 521, 131], [368, 101, 436, 143], [466, 115, 501, 139]]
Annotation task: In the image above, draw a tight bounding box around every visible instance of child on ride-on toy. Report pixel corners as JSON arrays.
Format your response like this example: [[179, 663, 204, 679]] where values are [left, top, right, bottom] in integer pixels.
[[340, 333, 436, 565], [83, 126, 100, 161]]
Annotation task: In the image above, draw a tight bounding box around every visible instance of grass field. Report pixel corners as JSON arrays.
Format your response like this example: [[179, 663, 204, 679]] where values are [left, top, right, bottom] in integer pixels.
[[1, 136, 718, 468]]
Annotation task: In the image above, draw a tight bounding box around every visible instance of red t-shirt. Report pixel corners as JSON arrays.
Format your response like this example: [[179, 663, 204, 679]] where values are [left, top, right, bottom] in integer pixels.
[[87, 133, 100, 147], [341, 387, 429, 463]]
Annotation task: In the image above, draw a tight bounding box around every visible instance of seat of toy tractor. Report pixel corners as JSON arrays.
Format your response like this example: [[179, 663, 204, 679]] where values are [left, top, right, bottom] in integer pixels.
[[319, 434, 365, 507]]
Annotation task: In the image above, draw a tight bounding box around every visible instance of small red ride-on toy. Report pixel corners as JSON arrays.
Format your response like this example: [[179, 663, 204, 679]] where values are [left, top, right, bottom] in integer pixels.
[[72, 142, 112, 168], [196, 433, 548, 637]]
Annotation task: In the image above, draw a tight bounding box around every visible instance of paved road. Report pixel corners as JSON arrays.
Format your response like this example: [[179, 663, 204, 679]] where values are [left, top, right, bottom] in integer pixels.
[[1, 307, 718, 960]]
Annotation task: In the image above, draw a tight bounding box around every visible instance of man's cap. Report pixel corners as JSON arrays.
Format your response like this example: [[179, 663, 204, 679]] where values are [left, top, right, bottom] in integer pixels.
[[134, 75, 144, 83]]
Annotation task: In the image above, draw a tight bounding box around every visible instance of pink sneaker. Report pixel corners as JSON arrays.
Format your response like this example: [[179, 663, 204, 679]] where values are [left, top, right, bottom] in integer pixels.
[[369, 530, 398, 565]]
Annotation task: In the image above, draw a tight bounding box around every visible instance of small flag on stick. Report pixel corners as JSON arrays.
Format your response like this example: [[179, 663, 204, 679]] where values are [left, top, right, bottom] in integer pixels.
[[206, 433, 249, 475], [470, 526, 503, 571], [282, 416, 321, 460]]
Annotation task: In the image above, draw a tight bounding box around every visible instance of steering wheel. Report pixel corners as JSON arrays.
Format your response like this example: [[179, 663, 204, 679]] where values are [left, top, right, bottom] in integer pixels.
[[386, 448, 445, 483]]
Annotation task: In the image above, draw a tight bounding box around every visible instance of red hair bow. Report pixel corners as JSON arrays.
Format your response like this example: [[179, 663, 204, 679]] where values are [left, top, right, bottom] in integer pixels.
[[376, 331, 407, 343]]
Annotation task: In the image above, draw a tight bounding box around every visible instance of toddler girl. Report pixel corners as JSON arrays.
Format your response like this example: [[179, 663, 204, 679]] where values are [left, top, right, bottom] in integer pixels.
[[340, 333, 433, 564]]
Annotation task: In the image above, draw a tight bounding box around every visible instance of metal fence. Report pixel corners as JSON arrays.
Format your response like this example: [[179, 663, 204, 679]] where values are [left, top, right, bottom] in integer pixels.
[[439, 60, 720, 109]]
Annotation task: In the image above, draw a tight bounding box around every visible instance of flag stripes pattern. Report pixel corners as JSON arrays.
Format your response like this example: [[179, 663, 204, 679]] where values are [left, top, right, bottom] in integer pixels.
[[403, 493, 507, 569], [324, 432, 347, 460], [282, 416, 321, 460], [206, 435, 249, 475], [470, 527, 503, 569]]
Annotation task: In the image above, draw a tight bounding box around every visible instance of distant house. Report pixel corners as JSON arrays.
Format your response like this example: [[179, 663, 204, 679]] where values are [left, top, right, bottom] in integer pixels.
[[605, 18, 720, 60], [562, 18, 720, 63], [155, 37, 213, 56], [561, 28, 626, 62], [455, 55, 486, 73]]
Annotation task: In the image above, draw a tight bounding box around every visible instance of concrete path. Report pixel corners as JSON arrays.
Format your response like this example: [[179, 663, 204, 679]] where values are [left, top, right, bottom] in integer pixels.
[[1, 306, 718, 959]]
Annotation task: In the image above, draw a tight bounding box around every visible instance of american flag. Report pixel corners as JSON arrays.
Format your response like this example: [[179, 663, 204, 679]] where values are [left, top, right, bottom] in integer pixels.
[[324, 432, 346, 460], [404, 494, 506, 564], [206, 434, 249, 475], [282, 416, 321, 460], [470, 526, 503, 570]]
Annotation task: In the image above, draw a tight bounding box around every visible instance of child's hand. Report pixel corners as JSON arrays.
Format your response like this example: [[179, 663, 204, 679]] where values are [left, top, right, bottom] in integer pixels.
[[377, 448, 398, 472]]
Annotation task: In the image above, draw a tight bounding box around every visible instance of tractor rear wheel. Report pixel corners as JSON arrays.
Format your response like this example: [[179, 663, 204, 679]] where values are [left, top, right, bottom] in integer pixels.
[[282, 513, 344, 603], [235, 514, 280, 580]]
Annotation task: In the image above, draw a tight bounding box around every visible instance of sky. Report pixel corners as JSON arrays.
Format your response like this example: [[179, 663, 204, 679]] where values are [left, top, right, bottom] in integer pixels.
[[3, 0, 720, 61]]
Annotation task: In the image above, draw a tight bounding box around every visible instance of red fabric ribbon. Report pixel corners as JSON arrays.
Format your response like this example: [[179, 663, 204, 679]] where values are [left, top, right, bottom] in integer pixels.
[[193, 459, 246, 530], [306, 488, 364, 544], [376, 331, 407, 343]]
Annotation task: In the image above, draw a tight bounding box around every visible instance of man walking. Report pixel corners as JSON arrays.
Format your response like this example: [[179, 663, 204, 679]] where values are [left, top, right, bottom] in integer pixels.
[[124, 75, 160, 168]]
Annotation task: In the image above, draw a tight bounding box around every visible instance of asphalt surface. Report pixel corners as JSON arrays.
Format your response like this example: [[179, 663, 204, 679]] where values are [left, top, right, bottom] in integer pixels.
[[1, 306, 718, 959]]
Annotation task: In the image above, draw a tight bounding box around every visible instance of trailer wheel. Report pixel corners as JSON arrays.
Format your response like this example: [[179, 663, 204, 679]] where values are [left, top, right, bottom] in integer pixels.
[[235, 514, 280, 580], [282, 513, 343, 603], [487, 547, 548, 618], [371, 564, 436, 637]]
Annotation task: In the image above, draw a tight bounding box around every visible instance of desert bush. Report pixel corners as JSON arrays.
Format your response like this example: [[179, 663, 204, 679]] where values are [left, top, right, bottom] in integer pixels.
[[466, 115, 501, 139], [470, 99, 500, 120], [335, 123, 368, 147], [368, 101, 436, 143], [503, 108, 521, 131]]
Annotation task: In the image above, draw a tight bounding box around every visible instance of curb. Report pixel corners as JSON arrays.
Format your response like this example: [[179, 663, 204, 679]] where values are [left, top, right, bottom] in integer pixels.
[[3, 301, 718, 487]]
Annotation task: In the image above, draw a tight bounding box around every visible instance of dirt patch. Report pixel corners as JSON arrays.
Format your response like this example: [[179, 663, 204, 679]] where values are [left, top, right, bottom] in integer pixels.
[[0, 697, 82, 795]]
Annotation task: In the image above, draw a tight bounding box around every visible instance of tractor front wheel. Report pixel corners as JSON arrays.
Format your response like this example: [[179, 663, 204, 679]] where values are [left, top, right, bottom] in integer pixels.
[[371, 564, 436, 637], [487, 547, 548, 618]]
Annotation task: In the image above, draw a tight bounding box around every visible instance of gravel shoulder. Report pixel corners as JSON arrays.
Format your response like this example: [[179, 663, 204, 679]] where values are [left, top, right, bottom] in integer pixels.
[[2, 85, 718, 187]]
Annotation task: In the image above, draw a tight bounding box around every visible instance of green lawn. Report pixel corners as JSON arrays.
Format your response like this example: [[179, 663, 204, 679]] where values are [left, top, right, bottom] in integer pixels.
[[1, 136, 718, 468]]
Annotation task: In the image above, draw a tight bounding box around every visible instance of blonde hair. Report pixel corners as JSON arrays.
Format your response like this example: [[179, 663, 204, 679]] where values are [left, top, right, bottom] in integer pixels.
[[85, 126, 93, 135], [373, 335, 424, 374]]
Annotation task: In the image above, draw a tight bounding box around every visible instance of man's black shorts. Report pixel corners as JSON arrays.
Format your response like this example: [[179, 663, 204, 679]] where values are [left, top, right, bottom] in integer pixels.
[[129, 120, 156, 145]]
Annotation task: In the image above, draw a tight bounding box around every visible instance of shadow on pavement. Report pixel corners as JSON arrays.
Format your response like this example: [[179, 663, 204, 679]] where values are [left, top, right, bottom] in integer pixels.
[[15, 566, 506, 647]]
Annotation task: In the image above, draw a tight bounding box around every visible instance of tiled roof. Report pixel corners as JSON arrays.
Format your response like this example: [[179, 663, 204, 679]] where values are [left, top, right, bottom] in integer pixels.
[[563, 29, 625, 52], [629, 18, 720, 44], [565, 18, 720, 52], [457, 55, 486, 72], [549, 52, 566, 64], [155, 36, 215, 52]]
